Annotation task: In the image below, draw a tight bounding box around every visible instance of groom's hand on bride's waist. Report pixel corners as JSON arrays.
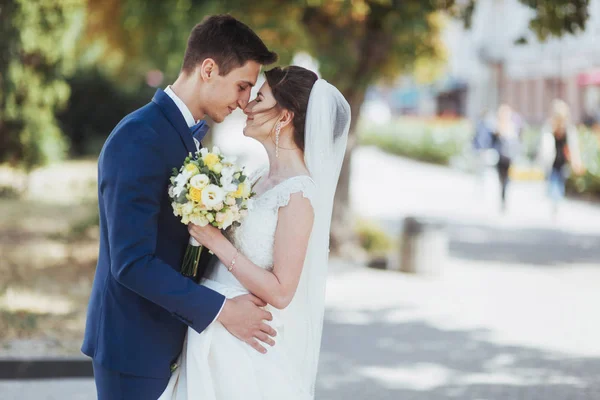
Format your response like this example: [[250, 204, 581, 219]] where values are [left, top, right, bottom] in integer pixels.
[[217, 294, 277, 354]]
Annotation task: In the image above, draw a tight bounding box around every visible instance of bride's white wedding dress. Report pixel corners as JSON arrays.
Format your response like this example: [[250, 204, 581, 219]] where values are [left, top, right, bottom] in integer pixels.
[[158, 171, 317, 400]]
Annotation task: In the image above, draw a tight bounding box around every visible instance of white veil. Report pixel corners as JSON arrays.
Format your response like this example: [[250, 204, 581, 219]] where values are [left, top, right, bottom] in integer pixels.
[[282, 79, 351, 396]]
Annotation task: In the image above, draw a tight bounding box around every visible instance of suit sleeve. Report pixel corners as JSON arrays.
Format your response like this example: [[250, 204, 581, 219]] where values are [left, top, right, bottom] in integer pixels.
[[100, 120, 225, 333]]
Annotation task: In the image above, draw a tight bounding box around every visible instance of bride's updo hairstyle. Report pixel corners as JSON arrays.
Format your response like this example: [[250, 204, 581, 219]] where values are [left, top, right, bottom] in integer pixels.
[[264, 66, 318, 152]]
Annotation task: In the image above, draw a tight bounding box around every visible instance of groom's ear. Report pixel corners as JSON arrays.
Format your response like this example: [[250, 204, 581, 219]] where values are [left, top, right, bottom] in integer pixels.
[[199, 58, 219, 81]]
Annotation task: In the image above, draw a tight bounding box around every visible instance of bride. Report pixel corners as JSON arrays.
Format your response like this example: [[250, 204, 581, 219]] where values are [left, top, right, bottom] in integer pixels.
[[158, 66, 350, 399]]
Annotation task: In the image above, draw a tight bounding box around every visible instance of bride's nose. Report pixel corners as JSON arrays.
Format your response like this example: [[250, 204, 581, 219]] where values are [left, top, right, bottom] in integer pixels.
[[243, 103, 254, 115]]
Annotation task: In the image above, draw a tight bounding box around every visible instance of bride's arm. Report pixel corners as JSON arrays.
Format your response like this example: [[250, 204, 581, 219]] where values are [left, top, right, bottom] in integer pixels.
[[188, 193, 314, 310]]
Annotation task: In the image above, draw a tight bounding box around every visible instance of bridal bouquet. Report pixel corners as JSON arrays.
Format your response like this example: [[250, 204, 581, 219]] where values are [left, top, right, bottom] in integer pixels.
[[169, 146, 254, 277]]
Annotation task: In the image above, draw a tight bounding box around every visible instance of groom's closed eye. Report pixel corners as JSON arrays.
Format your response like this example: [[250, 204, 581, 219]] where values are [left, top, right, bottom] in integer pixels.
[[238, 81, 254, 92]]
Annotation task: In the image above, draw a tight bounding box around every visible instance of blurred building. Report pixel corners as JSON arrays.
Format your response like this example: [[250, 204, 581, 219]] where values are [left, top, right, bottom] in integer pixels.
[[443, 0, 600, 125], [375, 0, 600, 125]]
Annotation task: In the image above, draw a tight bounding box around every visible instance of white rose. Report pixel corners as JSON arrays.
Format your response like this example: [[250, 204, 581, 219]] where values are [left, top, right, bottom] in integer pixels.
[[201, 184, 225, 209], [220, 210, 235, 230], [215, 211, 236, 228], [212, 146, 221, 155], [190, 174, 210, 189], [225, 196, 236, 206], [199, 148, 209, 157], [190, 214, 209, 227], [182, 202, 194, 216]]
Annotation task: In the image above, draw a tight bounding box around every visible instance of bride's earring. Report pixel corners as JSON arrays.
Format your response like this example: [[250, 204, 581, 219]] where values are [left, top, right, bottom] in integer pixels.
[[275, 122, 281, 158]]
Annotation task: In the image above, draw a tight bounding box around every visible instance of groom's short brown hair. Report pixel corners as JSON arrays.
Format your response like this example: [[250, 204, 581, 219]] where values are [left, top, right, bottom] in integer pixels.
[[182, 15, 278, 76]]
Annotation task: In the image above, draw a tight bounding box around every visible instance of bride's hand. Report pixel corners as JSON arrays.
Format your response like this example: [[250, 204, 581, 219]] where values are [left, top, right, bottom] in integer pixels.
[[188, 223, 223, 250]]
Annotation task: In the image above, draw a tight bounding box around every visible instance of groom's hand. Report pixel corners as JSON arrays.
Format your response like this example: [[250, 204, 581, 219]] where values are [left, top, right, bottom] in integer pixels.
[[217, 294, 277, 354]]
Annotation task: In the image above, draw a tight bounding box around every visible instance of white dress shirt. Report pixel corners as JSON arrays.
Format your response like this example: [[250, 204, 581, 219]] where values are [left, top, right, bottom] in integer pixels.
[[164, 86, 201, 150], [164, 85, 225, 322]]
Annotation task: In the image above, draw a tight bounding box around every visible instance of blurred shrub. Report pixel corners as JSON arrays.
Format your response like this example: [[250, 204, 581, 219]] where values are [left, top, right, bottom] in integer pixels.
[[0, 0, 84, 171], [355, 219, 394, 256], [358, 117, 472, 165], [520, 126, 542, 161], [58, 69, 153, 157], [514, 125, 600, 198], [566, 127, 600, 198], [0, 185, 21, 199]]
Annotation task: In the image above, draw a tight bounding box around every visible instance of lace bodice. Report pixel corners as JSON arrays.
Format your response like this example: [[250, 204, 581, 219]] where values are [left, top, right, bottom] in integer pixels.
[[205, 168, 316, 292]]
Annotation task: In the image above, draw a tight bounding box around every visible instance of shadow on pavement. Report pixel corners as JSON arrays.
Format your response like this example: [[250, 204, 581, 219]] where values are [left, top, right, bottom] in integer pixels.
[[378, 217, 600, 266], [447, 223, 600, 266], [316, 307, 600, 400]]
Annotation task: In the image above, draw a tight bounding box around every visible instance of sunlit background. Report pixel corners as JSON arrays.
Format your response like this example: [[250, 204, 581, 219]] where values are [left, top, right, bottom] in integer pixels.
[[1, 0, 600, 398]]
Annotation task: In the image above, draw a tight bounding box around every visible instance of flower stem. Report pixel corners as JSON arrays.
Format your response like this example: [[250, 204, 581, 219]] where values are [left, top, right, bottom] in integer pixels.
[[181, 242, 203, 278]]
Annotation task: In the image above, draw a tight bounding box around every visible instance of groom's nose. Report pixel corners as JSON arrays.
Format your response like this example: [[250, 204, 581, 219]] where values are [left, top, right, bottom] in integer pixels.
[[238, 92, 251, 110]]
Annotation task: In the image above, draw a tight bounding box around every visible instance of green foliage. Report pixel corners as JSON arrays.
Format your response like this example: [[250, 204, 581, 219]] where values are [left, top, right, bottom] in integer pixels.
[[519, 0, 590, 40], [57, 68, 153, 156], [355, 219, 394, 256], [359, 117, 472, 165], [85, 0, 449, 102], [567, 127, 600, 198], [0, 0, 85, 171], [501, 125, 600, 198], [81, 0, 591, 238], [459, 0, 590, 40]]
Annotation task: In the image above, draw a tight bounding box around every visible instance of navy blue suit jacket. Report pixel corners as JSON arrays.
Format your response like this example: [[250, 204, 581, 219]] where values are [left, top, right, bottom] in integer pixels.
[[82, 89, 225, 378]]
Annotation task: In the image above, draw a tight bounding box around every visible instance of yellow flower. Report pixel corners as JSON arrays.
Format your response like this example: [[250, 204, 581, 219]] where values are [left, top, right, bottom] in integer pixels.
[[188, 187, 203, 203], [185, 163, 199, 175], [211, 162, 223, 174], [233, 182, 249, 198], [203, 153, 220, 169]]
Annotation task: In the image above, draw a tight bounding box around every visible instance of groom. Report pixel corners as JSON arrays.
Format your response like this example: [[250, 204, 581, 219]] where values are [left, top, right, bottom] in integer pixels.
[[82, 15, 278, 399]]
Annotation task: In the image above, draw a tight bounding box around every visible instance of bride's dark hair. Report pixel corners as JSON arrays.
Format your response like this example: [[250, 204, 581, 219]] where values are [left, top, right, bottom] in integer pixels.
[[264, 66, 318, 152]]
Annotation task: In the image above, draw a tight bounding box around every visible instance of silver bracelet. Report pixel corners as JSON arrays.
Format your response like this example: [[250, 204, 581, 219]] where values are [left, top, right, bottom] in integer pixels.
[[228, 250, 239, 272]]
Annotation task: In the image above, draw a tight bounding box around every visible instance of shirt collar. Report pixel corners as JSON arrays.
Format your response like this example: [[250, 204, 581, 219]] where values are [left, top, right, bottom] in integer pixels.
[[164, 85, 197, 128]]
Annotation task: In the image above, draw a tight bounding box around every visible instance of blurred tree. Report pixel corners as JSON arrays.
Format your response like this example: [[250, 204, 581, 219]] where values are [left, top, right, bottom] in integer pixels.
[[0, 0, 85, 172], [57, 68, 154, 156], [84, 0, 590, 251]]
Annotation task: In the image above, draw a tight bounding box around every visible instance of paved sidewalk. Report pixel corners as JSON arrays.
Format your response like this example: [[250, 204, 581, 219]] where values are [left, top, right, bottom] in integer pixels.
[[3, 148, 599, 399], [4, 258, 599, 399], [316, 259, 600, 400]]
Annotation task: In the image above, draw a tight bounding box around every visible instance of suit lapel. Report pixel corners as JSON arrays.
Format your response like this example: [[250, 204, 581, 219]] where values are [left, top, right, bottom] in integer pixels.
[[151, 89, 197, 154]]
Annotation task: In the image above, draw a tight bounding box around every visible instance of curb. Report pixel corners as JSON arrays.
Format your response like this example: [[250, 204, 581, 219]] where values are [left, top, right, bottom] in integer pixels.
[[0, 358, 93, 380]]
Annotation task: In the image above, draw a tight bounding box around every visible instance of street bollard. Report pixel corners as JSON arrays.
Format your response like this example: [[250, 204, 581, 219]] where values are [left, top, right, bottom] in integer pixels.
[[398, 217, 448, 274]]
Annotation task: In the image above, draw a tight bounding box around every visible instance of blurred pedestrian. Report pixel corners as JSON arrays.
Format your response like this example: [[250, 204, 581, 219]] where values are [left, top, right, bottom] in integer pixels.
[[471, 109, 497, 199], [538, 99, 584, 218], [491, 104, 520, 212], [473, 109, 494, 151]]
